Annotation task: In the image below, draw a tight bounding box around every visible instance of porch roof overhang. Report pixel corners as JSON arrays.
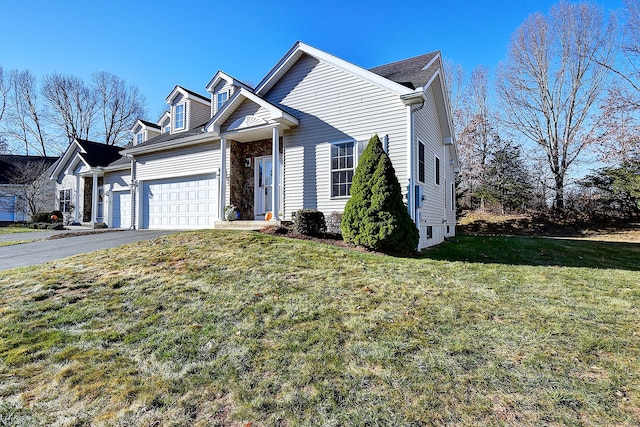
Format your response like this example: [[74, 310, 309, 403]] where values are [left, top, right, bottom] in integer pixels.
[[204, 87, 298, 136]]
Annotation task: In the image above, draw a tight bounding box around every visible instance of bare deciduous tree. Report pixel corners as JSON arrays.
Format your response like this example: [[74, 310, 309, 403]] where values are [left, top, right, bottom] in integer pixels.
[[0, 159, 54, 219], [93, 71, 146, 146], [42, 73, 96, 143], [0, 66, 7, 125], [497, 2, 616, 210], [5, 70, 50, 156], [456, 66, 502, 211], [597, 83, 640, 162]]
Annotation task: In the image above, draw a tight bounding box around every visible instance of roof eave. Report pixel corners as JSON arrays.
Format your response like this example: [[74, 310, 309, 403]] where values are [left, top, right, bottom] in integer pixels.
[[121, 132, 219, 156]]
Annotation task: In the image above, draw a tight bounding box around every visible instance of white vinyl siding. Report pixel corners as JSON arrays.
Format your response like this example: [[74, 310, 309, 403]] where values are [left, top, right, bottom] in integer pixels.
[[221, 99, 271, 131], [188, 101, 211, 129], [265, 53, 407, 217], [135, 142, 220, 182], [414, 85, 452, 248]]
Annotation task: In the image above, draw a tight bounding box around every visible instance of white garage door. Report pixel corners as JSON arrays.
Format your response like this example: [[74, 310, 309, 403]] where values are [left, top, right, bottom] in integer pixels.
[[142, 174, 217, 229], [111, 191, 131, 229]]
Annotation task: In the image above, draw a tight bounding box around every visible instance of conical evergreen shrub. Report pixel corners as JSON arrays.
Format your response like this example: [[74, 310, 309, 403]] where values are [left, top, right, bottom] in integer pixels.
[[342, 134, 419, 253]]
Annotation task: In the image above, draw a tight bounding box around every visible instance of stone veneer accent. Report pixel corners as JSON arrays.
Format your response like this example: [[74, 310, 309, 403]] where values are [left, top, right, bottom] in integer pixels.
[[229, 138, 283, 220]]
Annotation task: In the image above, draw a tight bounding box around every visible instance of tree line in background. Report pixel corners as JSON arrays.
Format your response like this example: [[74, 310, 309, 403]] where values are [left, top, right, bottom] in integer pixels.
[[449, 0, 640, 222], [0, 68, 146, 156]]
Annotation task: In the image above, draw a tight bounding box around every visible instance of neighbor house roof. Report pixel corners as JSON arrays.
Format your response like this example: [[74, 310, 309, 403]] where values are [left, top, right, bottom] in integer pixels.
[[0, 155, 58, 184], [369, 51, 440, 90]]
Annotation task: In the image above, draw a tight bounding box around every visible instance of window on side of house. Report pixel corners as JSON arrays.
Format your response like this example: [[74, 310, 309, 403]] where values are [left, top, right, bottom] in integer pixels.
[[136, 133, 143, 144], [435, 156, 440, 185], [426, 226, 433, 239], [418, 141, 425, 183], [331, 140, 355, 198], [59, 189, 71, 213], [217, 91, 228, 112], [175, 104, 185, 130]]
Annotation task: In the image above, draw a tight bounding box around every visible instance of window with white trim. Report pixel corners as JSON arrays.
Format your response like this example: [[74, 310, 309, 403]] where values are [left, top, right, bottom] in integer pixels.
[[418, 141, 425, 183], [59, 189, 71, 213], [175, 104, 185, 129], [136, 133, 143, 144], [217, 91, 228, 112], [435, 156, 441, 185], [331, 141, 355, 198]]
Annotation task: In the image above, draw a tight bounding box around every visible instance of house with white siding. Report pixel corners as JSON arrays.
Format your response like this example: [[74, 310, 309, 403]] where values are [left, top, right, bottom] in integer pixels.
[[51, 42, 458, 249]]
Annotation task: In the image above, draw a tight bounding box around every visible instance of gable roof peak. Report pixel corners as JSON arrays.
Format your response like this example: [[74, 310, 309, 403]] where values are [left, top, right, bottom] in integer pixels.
[[254, 41, 415, 97], [165, 85, 211, 104]]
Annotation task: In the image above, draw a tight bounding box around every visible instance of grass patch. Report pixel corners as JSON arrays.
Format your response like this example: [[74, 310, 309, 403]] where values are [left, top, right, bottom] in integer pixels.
[[0, 226, 38, 234], [0, 231, 638, 425], [0, 239, 35, 247]]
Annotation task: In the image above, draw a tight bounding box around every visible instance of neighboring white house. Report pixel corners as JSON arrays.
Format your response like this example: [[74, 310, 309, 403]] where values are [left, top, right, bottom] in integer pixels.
[[0, 155, 58, 222], [52, 42, 458, 249]]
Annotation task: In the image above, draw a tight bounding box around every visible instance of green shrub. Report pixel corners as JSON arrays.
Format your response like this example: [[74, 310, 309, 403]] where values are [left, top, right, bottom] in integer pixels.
[[31, 212, 51, 223], [342, 134, 419, 253], [293, 209, 326, 236]]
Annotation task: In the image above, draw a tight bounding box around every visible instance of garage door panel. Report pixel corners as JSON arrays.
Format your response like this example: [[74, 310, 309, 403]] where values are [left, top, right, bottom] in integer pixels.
[[142, 174, 217, 229]]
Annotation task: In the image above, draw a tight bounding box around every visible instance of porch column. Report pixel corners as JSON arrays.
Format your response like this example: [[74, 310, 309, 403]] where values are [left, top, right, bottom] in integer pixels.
[[91, 172, 98, 223], [219, 136, 227, 220], [74, 175, 80, 223], [272, 126, 280, 221]]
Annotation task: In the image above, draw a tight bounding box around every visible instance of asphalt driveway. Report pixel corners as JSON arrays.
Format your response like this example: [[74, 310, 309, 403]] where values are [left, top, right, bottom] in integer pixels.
[[0, 230, 177, 271]]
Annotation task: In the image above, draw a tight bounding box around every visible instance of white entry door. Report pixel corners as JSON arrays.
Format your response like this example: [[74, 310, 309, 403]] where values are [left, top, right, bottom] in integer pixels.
[[111, 191, 131, 229], [254, 156, 282, 218]]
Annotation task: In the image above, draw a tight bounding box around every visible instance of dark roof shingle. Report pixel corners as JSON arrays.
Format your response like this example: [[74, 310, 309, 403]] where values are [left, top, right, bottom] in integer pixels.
[[75, 139, 124, 168], [369, 52, 440, 90]]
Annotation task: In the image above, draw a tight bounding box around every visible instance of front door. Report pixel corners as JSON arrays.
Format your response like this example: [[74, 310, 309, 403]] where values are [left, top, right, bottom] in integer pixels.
[[254, 156, 282, 219]]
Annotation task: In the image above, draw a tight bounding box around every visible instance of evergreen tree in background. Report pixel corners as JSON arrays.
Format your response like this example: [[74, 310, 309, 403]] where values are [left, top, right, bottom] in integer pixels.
[[342, 134, 418, 253]]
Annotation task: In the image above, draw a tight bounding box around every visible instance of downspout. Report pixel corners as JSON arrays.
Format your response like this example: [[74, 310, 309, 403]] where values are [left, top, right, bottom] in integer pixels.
[[128, 154, 137, 229], [406, 105, 415, 221], [404, 92, 425, 225]]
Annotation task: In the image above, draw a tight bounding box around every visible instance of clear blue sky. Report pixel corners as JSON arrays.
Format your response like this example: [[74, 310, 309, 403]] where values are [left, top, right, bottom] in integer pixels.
[[0, 0, 624, 121]]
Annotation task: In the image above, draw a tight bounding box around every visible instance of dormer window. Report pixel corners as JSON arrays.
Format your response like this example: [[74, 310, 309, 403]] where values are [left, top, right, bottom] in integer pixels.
[[164, 123, 170, 133], [217, 91, 228, 111], [136, 133, 143, 144], [175, 104, 185, 130]]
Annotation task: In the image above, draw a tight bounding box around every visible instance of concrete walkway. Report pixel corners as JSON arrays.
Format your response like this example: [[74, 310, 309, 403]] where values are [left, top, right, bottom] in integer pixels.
[[0, 229, 177, 271]]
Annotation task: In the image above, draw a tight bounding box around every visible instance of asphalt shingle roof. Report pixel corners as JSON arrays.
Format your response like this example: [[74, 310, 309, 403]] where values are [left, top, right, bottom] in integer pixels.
[[369, 52, 440, 90], [75, 139, 125, 168], [129, 123, 209, 150], [138, 119, 161, 129]]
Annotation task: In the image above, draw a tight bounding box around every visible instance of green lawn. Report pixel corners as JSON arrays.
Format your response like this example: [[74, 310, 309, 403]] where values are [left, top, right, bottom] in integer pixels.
[[0, 226, 36, 234], [0, 231, 638, 426]]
